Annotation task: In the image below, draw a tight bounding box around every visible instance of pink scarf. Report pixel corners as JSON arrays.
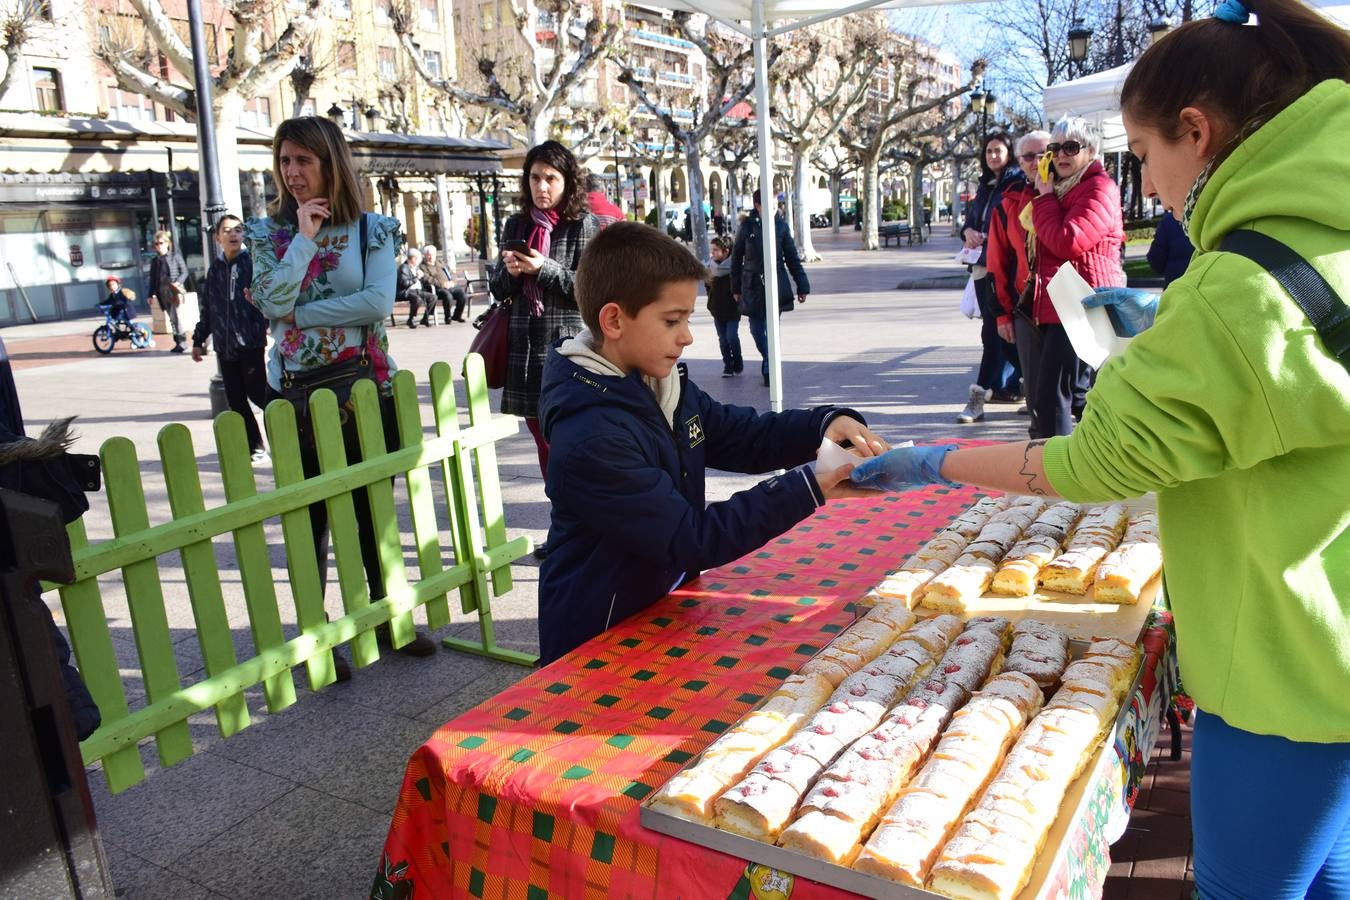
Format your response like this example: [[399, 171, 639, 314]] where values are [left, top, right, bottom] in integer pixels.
[[522, 207, 560, 317]]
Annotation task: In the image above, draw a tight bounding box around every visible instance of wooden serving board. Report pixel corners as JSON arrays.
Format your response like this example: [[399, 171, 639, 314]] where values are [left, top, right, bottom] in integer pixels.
[[910, 575, 1160, 645]]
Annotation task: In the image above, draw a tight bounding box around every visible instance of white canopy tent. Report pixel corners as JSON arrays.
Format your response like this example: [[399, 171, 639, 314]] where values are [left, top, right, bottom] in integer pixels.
[[653, 0, 981, 411], [1042, 2, 1350, 153]]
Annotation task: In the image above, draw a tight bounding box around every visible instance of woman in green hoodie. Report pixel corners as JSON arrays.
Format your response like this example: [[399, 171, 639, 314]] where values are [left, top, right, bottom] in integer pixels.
[[853, 0, 1350, 893]]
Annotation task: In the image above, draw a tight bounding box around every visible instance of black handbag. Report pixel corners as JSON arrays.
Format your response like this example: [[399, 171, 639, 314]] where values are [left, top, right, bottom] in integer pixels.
[[278, 214, 374, 446]]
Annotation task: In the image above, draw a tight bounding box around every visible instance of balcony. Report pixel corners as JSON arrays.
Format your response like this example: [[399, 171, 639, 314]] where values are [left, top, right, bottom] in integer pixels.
[[633, 29, 696, 52], [656, 70, 695, 87]]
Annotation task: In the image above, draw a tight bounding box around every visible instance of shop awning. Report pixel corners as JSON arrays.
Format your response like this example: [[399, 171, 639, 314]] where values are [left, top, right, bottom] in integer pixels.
[[0, 114, 506, 178]]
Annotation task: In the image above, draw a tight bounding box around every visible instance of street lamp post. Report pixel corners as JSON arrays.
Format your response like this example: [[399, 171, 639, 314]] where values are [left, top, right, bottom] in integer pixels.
[[969, 85, 997, 144], [1067, 19, 1094, 78], [327, 102, 345, 126], [186, 0, 229, 415]]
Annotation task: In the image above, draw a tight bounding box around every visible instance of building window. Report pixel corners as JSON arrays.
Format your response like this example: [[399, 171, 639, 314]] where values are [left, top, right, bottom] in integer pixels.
[[422, 49, 442, 78], [374, 0, 390, 24], [32, 68, 63, 112], [479, 1, 495, 31], [378, 46, 397, 81], [333, 0, 350, 16], [239, 96, 272, 128], [338, 41, 357, 77], [109, 87, 155, 122], [419, 0, 438, 28]]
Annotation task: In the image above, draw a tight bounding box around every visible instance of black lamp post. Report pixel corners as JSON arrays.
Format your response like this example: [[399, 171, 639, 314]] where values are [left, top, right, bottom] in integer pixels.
[[326, 102, 345, 126], [970, 85, 996, 144], [1147, 16, 1173, 44], [365, 106, 382, 131], [1068, 19, 1094, 77]]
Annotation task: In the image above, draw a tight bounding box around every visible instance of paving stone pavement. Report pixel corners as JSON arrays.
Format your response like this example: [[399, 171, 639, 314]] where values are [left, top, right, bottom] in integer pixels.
[[6, 226, 1189, 899]]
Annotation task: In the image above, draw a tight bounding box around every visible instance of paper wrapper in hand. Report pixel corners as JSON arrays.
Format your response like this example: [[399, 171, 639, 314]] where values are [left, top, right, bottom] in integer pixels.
[[813, 438, 911, 477], [1047, 264, 1132, 369]]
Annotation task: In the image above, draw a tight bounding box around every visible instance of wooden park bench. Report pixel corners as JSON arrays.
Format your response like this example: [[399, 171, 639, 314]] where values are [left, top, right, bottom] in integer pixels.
[[47, 355, 531, 793], [879, 222, 913, 247]]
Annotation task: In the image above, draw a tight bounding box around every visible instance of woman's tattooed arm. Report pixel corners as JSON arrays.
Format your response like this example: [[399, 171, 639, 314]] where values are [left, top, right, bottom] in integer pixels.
[[941, 440, 1061, 498]]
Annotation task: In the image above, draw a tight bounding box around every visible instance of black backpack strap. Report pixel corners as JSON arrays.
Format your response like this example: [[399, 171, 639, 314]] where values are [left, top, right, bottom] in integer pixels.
[[1220, 229, 1350, 372], [359, 212, 369, 283]]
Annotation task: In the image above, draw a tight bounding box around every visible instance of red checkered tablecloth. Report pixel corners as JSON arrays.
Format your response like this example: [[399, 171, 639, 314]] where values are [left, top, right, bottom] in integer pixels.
[[373, 484, 1175, 900]]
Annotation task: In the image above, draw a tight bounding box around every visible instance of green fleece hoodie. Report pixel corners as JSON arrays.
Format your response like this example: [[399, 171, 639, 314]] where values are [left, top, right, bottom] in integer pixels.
[[1042, 80, 1350, 743]]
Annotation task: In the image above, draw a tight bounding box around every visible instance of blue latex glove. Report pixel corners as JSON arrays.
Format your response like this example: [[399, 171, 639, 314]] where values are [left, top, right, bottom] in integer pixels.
[[1082, 287, 1159, 337], [850, 444, 960, 493]]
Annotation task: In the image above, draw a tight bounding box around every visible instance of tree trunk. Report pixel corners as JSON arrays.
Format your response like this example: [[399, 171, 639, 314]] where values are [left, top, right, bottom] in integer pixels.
[[949, 160, 963, 237], [726, 169, 738, 219], [861, 152, 881, 251], [685, 145, 710, 264], [830, 173, 842, 234], [652, 163, 667, 233], [212, 96, 245, 219], [525, 108, 552, 148], [908, 162, 924, 235], [790, 146, 818, 262]]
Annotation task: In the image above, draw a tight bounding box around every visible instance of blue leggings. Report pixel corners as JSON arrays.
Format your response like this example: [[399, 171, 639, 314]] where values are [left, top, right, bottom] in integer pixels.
[[1192, 711, 1350, 899]]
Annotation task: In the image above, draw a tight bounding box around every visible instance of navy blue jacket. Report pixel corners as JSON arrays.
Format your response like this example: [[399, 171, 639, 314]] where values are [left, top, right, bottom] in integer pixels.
[[1145, 214, 1195, 287], [962, 168, 1023, 267], [192, 250, 268, 359], [536, 346, 860, 665], [730, 210, 810, 317]]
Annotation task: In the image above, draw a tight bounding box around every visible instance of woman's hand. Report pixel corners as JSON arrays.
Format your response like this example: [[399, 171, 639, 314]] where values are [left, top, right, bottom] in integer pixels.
[[296, 199, 331, 240], [815, 463, 876, 501], [962, 228, 985, 249], [505, 249, 544, 277], [824, 416, 891, 457], [1034, 172, 1054, 197], [997, 320, 1016, 343]]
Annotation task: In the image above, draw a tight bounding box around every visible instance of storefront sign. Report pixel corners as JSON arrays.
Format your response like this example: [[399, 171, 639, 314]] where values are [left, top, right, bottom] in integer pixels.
[[0, 182, 146, 204]]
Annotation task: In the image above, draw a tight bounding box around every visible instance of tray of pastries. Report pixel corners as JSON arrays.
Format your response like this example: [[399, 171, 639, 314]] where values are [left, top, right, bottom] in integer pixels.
[[862, 496, 1162, 644], [642, 603, 1143, 900]]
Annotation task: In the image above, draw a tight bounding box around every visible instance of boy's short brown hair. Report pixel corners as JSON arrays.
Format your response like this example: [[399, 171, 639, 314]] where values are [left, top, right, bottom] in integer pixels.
[[710, 235, 732, 254], [575, 221, 708, 337]]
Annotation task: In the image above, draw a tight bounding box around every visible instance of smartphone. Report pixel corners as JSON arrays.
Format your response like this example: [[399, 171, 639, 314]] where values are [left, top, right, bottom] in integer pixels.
[[1038, 151, 1055, 183], [502, 239, 530, 255]]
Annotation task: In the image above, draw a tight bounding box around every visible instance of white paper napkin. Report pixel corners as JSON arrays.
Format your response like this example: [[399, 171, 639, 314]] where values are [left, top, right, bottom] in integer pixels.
[[814, 438, 912, 476], [1046, 264, 1131, 369]]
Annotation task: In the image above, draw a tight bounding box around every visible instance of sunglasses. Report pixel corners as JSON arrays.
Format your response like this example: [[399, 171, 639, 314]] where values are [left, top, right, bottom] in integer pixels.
[[1047, 141, 1083, 157], [1019, 151, 1043, 162]]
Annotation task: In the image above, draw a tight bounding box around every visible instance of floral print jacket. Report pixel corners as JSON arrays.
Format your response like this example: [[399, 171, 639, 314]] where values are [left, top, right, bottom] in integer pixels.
[[244, 213, 402, 393]]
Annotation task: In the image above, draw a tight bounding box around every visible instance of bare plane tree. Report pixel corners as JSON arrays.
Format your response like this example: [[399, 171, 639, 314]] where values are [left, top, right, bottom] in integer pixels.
[[618, 12, 775, 264], [1, 0, 47, 98], [395, 0, 619, 148], [809, 141, 859, 234], [840, 37, 984, 250], [771, 14, 886, 261], [95, 0, 329, 214]]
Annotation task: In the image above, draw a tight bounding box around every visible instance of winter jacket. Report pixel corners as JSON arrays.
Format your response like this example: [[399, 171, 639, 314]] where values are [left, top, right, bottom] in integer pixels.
[[536, 338, 860, 665], [986, 180, 1035, 324], [1029, 160, 1127, 324], [1145, 213, 1195, 287], [490, 212, 599, 418], [730, 210, 810, 318], [706, 257, 738, 321], [961, 168, 1022, 267], [1042, 79, 1350, 742], [192, 250, 268, 360], [148, 251, 188, 306], [586, 190, 624, 228]]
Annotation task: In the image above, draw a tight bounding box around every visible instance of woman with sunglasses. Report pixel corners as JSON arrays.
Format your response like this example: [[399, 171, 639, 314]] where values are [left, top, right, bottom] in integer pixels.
[[854, 0, 1350, 891], [956, 132, 1024, 424], [987, 130, 1052, 438], [1025, 118, 1126, 436]]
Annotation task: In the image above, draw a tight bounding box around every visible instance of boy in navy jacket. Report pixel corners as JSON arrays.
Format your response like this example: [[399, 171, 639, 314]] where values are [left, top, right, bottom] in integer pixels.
[[536, 222, 887, 665]]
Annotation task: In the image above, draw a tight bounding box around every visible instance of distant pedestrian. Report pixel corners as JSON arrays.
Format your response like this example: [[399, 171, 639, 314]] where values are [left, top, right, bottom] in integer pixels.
[[148, 230, 189, 353], [730, 192, 810, 386], [585, 174, 624, 228], [706, 235, 742, 377], [191, 214, 269, 461], [420, 245, 467, 323], [1146, 213, 1195, 287], [397, 248, 433, 328]]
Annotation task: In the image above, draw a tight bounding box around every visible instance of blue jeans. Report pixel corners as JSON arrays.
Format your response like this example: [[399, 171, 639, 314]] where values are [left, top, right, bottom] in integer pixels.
[[1192, 710, 1350, 898], [713, 317, 743, 372], [747, 315, 768, 377]]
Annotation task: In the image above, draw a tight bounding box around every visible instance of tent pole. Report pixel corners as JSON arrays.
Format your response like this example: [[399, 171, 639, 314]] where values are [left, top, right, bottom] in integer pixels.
[[753, 0, 783, 412]]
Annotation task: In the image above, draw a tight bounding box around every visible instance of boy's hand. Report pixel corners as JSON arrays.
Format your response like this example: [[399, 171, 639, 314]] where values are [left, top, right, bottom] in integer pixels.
[[815, 463, 875, 501], [824, 416, 890, 457]]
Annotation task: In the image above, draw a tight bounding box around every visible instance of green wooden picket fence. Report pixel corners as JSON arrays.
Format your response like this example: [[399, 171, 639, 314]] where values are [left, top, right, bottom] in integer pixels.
[[53, 355, 533, 794]]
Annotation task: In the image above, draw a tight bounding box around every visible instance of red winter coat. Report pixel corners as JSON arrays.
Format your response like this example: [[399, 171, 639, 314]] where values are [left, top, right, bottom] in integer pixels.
[[1028, 159, 1126, 325], [987, 182, 1034, 326]]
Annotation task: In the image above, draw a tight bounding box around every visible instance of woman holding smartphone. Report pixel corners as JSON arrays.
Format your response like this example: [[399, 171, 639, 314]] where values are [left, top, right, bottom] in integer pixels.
[[490, 141, 599, 505]]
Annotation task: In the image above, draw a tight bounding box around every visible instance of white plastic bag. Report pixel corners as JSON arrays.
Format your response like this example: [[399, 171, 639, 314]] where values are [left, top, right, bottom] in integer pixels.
[[960, 276, 980, 319]]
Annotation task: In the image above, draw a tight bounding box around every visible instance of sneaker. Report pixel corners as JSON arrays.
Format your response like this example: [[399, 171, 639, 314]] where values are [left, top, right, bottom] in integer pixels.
[[376, 625, 438, 657], [250, 447, 267, 464], [990, 390, 1023, 404], [169, 343, 185, 354], [721, 367, 734, 378], [406, 319, 417, 329], [532, 540, 550, 560], [956, 384, 990, 424]]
